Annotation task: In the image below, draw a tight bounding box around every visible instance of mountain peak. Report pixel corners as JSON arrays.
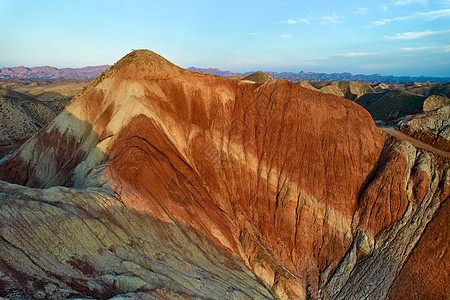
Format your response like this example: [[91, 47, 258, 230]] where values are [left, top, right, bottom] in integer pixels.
[[242, 71, 273, 83], [104, 49, 179, 76], [113, 49, 174, 69], [85, 50, 182, 93]]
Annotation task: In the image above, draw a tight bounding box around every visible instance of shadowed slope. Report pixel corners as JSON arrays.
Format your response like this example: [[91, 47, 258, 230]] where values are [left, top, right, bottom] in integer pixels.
[[356, 90, 426, 120]]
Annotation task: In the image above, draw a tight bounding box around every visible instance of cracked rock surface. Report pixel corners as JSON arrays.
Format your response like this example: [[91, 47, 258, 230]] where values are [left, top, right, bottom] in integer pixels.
[[0, 50, 448, 299]]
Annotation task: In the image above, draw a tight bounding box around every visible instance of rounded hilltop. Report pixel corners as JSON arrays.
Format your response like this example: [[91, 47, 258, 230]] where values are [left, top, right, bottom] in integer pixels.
[[83, 49, 185, 96], [103, 49, 182, 77], [242, 71, 273, 83], [112, 49, 177, 70]]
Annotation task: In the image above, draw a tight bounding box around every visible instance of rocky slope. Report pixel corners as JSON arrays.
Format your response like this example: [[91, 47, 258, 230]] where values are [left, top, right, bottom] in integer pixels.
[[423, 95, 450, 111], [241, 71, 273, 83], [430, 82, 450, 98], [310, 80, 374, 101], [396, 104, 450, 152], [0, 89, 70, 144], [0, 50, 448, 299], [297, 81, 318, 91], [356, 90, 427, 120], [352, 83, 450, 124]]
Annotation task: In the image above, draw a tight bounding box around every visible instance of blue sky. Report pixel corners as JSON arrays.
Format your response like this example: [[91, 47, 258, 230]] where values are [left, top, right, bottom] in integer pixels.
[[1, 0, 449, 76]]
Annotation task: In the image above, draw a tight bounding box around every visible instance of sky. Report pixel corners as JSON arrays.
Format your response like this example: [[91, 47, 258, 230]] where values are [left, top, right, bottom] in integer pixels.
[[0, 0, 449, 77]]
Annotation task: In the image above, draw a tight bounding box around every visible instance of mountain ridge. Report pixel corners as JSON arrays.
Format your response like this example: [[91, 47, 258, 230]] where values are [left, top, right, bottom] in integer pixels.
[[187, 67, 450, 83], [0, 65, 110, 79]]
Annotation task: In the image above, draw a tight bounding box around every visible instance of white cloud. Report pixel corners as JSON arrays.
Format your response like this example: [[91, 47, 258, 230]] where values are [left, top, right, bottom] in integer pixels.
[[367, 16, 407, 28], [417, 9, 450, 20], [233, 49, 243, 53], [354, 7, 368, 14], [398, 45, 450, 53], [442, 45, 450, 52], [368, 9, 450, 27], [280, 34, 292, 38], [279, 18, 309, 24], [386, 31, 430, 40], [321, 12, 343, 25], [400, 46, 431, 51], [394, 0, 428, 5], [340, 52, 380, 57], [382, 5, 388, 11], [280, 19, 297, 24], [385, 29, 450, 39], [372, 20, 388, 26]]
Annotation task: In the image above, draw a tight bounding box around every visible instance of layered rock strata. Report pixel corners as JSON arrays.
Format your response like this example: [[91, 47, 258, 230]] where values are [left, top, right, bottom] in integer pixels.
[[0, 50, 447, 299]]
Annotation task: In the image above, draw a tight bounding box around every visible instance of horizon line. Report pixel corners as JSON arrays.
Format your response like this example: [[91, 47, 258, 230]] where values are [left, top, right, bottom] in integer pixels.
[[1, 64, 449, 80]]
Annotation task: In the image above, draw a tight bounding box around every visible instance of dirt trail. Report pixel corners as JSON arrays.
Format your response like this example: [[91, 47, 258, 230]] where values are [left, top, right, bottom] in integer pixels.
[[379, 126, 450, 159]]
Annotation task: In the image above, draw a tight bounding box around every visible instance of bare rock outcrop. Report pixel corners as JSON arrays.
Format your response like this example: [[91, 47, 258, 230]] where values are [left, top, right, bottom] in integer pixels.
[[397, 104, 450, 152], [423, 94, 450, 111], [388, 198, 449, 299], [0, 50, 447, 299], [241, 71, 273, 83], [297, 81, 318, 91], [323, 135, 449, 299]]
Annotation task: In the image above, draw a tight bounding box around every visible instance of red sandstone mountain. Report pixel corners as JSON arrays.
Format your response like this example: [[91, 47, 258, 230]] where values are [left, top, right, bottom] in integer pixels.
[[0, 50, 448, 299]]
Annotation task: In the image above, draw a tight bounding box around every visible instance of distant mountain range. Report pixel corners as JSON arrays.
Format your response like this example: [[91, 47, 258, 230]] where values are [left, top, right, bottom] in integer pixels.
[[1, 64, 448, 83], [187, 67, 450, 84], [0, 65, 110, 79]]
